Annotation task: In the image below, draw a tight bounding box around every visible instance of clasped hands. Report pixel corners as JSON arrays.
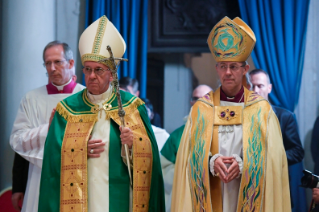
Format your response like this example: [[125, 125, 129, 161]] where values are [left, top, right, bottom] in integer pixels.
[[214, 156, 240, 183], [87, 126, 133, 158]]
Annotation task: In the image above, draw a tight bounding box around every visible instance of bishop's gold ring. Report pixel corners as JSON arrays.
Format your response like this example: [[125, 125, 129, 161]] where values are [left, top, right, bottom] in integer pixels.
[[216, 172, 219, 177], [90, 149, 94, 154]]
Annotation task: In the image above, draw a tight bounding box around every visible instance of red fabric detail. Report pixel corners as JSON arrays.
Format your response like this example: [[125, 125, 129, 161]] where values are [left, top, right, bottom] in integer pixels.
[[220, 86, 244, 102], [0, 189, 19, 212], [62, 80, 76, 93], [46, 80, 77, 94]]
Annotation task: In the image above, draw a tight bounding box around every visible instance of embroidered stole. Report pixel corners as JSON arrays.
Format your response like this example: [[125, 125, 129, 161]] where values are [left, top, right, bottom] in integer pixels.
[[57, 95, 153, 212], [187, 88, 269, 212]]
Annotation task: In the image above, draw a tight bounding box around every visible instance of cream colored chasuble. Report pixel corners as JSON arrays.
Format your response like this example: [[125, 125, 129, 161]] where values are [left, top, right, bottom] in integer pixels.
[[87, 86, 133, 212], [218, 100, 244, 212], [87, 87, 112, 212]]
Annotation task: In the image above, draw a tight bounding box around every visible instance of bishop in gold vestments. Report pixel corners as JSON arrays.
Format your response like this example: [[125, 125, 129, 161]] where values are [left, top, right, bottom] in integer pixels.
[[171, 16, 291, 212]]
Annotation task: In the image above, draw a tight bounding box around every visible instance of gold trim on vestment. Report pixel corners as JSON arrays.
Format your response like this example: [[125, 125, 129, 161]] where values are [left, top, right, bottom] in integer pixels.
[[187, 87, 269, 212], [82, 89, 145, 120], [188, 101, 214, 212], [105, 101, 153, 212], [210, 88, 223, 212], [56, 102, 98, 123], [59, 109, 97, 212], [58, 95, 151, 212], [236, 89, 268, 212]]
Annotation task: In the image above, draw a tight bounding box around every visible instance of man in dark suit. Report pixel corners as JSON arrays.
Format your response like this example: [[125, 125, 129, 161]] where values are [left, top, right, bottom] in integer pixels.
[[249, 69, 305, 210], [310, 110, 319, 211], [311, 117, 319, 174], [11, 153, 29, 211]]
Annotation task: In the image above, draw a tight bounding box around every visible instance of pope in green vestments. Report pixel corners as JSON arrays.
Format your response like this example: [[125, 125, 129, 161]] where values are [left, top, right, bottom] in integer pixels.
[[38, 15, 165, 212]]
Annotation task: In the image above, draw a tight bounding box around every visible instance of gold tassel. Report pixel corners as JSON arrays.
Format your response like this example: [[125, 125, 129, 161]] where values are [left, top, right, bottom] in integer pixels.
[[56, 102, 98, 123]]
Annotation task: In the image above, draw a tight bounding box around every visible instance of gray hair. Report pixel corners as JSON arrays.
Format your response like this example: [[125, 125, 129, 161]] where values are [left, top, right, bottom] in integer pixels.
[[42, 41, 73, 61], [245, 72, 252, 90]]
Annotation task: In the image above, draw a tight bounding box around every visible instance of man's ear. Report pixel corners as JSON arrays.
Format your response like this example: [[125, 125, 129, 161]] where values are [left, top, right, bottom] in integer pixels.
[[268, 84, 272, 94], [136, 90, 140, 97], [68, 59, 75, 69], [72, 75, 77, 82], [109, 74, 114, 82], [243, 64, 250, 75]]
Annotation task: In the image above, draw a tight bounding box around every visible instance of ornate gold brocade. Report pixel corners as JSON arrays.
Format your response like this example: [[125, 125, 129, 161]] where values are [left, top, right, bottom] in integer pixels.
[[57, 94, 152, 212], [109, 104, 153, 212], [60, 119, 96, 212], [187, 88, 268, 212]]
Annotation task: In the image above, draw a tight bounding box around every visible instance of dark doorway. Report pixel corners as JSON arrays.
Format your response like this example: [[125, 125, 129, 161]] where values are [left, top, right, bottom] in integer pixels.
[[146, 57, 165, 128]]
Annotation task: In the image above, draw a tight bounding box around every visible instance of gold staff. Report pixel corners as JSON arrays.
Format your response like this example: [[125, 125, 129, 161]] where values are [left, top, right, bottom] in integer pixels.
[[99, 45, 132, 186]]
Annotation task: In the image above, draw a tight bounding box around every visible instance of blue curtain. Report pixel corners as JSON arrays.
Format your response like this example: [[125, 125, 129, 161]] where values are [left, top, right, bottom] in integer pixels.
[[238, 0, 309, 112], [84, 0, 148, 98], [238, 0, 310, 211]]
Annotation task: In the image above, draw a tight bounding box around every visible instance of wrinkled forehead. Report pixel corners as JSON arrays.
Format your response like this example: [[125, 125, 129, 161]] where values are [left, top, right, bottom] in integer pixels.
[[44, 45, 65, 61]]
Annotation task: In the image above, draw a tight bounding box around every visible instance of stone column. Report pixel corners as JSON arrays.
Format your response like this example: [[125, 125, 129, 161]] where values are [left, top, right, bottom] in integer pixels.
[[0, 0, 56, 190]]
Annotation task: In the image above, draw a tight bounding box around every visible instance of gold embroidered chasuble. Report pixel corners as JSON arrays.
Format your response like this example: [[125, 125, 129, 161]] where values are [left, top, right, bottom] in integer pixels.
[[38, 89, 165, 212], [171, 87, 291, 212]]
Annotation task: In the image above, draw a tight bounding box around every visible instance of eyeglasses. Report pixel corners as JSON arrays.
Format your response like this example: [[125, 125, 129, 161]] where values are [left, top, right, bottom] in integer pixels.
[[43, 60, 67, 68], [218, 64, 245, 72], [82, 67, 111, 76]]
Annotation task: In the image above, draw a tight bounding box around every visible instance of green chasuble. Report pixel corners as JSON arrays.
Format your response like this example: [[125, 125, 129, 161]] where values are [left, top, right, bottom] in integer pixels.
[[161, 125, 185, 164], [38, 89, 165, 212]]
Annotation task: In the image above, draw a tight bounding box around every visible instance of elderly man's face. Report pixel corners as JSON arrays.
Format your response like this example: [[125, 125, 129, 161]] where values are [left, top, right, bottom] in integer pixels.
[[250, 73, 272, 100], [44, 45, 73, 86], [216, 61, 249, 94], [84, 61, 113, 95]]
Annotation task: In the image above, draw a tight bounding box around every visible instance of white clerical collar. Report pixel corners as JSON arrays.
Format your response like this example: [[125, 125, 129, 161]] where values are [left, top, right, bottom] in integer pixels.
[[52, 78, 72, 91], [87, 85, 113, 104]]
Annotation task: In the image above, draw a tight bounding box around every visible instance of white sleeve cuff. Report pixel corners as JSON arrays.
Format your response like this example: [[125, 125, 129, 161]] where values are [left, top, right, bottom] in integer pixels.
[[209, 153, 223, 176], [232, 154, 243, 176]]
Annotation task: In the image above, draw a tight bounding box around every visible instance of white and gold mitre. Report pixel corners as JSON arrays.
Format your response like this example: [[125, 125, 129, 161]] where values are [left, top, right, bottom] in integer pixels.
[[79, 15, 126, 69], [207, 16, 256, 62]]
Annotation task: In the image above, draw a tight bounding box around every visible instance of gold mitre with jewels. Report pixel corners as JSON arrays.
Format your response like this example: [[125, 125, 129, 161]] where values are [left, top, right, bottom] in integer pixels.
[[207, 16, 256, 62], [79, 15, 126, 69]]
